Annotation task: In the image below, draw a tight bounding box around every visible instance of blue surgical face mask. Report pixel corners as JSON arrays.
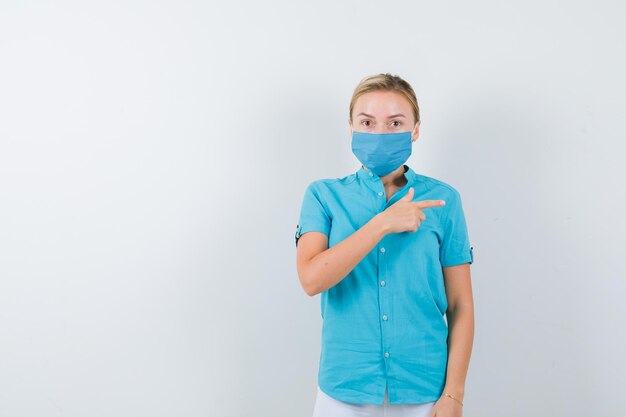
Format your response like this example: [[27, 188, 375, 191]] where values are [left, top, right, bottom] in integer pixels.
[[351, 130, 413, 177]]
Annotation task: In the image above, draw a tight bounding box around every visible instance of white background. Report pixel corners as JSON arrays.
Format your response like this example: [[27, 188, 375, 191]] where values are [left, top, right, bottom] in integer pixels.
[[1, 1, 625, 416]]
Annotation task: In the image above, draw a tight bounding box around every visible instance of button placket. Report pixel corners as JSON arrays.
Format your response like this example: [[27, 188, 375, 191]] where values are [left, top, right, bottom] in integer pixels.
[[378, 242, 391, 364]]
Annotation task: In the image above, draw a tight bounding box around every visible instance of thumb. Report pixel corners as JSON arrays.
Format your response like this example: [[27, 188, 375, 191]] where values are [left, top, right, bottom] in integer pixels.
[[400, 186, 414, 201]]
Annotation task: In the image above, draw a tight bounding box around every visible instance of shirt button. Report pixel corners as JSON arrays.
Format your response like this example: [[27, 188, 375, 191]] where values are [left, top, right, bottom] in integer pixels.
[[378, 191, 383, 196], [380, 280, 386, 286], [380, 247, 386, 253], [382, 315, 388, 321], [384, 352, 390, 358]]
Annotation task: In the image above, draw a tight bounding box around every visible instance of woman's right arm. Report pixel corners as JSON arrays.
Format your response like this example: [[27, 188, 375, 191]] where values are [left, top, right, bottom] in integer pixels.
[[296, 213, 390, 296]]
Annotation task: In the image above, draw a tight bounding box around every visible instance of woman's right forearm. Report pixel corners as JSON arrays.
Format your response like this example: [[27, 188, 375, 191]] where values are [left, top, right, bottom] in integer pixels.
[[304, 213, 391, 296]]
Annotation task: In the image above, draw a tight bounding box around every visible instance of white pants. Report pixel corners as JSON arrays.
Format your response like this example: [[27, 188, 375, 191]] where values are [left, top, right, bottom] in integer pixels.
[[312, 385, 436, 417]]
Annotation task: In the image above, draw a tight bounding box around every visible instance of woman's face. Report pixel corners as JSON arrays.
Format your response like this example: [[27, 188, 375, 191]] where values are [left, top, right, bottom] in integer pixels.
[[349, 90, 420, 142]]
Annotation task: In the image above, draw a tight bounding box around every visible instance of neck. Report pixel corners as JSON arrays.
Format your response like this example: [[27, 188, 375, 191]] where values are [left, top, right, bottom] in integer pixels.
[[364, 164, 407, 187]]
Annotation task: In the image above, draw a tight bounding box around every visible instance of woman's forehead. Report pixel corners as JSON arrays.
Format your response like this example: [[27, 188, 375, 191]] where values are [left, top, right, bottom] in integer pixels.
[[354, 91, 412, 116]]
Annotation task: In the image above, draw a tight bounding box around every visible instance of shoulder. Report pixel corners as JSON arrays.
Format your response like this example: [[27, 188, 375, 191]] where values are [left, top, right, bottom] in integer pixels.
[[414, 173, 462, 200], [305, 172, 358, 193]]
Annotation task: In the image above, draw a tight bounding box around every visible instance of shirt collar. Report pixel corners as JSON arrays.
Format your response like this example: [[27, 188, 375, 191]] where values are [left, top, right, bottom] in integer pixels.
[[356, 164, 416, 185]]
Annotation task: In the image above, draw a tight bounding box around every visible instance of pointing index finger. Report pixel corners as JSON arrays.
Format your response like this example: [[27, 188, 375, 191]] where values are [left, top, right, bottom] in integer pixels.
[[413, 200, 446, 209]]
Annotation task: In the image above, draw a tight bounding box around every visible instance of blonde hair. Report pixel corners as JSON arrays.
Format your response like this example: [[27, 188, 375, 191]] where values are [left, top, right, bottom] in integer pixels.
[[349, 73, 420, 125]]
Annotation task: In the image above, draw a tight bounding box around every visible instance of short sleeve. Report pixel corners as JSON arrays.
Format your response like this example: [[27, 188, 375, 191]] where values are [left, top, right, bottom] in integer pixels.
[[439, 189, 474, 267], [294, 181, 332, 247]]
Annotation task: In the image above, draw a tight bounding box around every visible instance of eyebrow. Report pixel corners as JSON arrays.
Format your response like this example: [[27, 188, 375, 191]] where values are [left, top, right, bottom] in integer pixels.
[[356, 112, 406, 119]]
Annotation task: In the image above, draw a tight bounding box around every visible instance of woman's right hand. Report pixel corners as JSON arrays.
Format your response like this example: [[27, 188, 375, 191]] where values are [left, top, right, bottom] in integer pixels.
[[377, 187, 446, 235]]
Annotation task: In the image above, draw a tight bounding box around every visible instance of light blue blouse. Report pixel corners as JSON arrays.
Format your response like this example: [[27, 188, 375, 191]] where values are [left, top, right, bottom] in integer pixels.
[[295, 164, 474, 405]]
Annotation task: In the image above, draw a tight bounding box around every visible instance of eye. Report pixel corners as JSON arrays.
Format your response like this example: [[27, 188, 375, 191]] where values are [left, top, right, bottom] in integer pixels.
[[361, 120, 371, 126], [391, 120, 401, 127]]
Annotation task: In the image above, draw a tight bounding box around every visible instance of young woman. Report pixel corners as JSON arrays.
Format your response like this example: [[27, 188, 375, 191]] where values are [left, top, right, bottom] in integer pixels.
[[295, 73, 474, 417]]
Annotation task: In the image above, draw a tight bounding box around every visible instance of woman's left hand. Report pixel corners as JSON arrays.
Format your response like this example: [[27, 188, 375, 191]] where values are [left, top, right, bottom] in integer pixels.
[[429, 395, 463, 417]]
